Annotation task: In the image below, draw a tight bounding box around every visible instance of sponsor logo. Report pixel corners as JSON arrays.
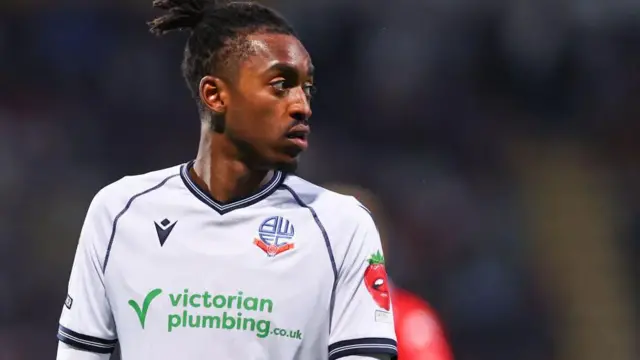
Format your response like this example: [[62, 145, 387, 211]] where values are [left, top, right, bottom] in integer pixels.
[[364, 250, 391, 311], [127, 289, 302, 340], [375, 309, 393, 324]]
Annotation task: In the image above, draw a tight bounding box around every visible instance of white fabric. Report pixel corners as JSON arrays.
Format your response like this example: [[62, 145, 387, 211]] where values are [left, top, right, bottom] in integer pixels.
[[56, 342, 110, 360], [57, 163, 397, 359]]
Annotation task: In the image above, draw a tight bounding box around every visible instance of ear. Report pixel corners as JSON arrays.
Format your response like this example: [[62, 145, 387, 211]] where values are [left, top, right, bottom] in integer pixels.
[[199, 75, 229, 114]]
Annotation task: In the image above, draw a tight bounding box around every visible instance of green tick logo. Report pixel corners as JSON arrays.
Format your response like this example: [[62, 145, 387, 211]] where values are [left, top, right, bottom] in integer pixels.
[[128, 288, 162, 329]]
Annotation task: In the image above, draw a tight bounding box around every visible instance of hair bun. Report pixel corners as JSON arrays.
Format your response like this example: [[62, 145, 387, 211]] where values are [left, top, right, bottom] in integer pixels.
[[149, 0, 212, 36]]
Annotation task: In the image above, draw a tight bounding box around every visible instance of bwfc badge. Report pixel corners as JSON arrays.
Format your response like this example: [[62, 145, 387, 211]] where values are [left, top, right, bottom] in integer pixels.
[[364, 250, 391, 311], [254, 216, 295, 257]]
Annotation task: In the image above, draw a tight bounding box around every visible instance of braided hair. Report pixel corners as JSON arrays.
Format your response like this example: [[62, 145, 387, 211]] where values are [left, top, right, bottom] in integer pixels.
[[148, 0, 297, 105]]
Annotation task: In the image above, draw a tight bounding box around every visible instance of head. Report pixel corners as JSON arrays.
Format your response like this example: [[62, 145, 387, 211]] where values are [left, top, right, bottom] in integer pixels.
[[323, 183, 389, 255], [149, 0, 315, 172]]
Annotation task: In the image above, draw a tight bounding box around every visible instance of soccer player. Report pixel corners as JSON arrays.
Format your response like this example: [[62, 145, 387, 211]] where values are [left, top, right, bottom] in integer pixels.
[[55, 1, 397, 359], [324, 183, 455, 360]]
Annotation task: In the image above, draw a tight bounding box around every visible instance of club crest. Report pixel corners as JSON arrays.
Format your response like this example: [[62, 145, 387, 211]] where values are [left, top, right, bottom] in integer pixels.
[[253, 216, 295, 257]]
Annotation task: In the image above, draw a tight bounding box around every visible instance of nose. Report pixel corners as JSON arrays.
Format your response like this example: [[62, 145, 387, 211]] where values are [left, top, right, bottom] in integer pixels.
[[289, 88, 312, 122]]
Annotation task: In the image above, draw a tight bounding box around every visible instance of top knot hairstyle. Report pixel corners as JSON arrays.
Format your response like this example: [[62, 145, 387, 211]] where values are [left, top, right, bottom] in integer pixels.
[[148, 0, 297, 104]]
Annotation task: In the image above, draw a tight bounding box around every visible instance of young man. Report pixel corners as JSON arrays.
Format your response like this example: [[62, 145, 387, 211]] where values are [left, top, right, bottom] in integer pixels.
[[55, 0, 396, 359], [324, 183, 455, 360]]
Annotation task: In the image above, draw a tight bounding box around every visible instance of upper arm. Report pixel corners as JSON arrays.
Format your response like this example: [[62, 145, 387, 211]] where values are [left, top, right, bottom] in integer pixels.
[[57, 191, 118, 355], [328, 201, 397, 360], [57, 342, 112, 360]]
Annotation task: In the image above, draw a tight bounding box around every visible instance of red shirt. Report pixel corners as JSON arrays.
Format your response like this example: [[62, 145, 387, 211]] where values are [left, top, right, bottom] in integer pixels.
[[392, 287, 454, 360]]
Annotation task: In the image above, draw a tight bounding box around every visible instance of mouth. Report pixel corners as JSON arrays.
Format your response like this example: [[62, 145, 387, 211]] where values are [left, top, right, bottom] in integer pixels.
[[285, 125, 310, 149]]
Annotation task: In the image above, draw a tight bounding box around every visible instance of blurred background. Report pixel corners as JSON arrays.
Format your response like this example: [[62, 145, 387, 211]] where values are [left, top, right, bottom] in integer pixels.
[[0, 0, 637, 359]]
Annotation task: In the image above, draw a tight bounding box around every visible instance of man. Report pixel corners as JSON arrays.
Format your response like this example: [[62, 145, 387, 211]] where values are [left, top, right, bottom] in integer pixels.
[[324, 183, 454, 360], [55, 0, 396, 359]]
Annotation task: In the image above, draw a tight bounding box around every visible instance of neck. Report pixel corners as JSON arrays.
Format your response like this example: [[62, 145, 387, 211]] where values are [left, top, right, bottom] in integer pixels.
[[191, 125, 271, 203]]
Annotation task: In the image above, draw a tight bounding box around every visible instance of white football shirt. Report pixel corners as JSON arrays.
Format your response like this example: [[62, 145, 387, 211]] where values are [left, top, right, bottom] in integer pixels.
[[57, 161, 397, 360]]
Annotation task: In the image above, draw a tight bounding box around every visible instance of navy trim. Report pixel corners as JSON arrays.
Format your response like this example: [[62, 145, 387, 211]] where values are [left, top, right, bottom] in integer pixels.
[[328, 338, 398, 360], [280, 184, 338, 328], [180, 160, 284, 215], [102, 174, 179, 273], [57, 325, 117, 354]]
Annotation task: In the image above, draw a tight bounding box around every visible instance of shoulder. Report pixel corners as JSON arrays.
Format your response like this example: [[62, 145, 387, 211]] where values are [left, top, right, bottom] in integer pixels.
[[281, 175, 378, 267], [74, 165, 184, 262], [89, 164, 183, 217], [282, 175, 374, 227]]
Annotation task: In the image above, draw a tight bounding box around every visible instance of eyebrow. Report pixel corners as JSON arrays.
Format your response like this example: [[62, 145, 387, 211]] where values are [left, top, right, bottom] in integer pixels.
[[267, 63, 315, 77]]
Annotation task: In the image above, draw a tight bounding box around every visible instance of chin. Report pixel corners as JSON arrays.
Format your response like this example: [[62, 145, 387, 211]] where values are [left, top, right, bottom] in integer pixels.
[[268, 146, 304, 173], [273, 158, 299, 173]]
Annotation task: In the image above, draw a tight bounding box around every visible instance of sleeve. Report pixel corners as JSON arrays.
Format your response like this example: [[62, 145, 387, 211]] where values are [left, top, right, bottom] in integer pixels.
[[328, 204, 398, 360], [57, 192, 118, 356], [57, 342, 111, 360]]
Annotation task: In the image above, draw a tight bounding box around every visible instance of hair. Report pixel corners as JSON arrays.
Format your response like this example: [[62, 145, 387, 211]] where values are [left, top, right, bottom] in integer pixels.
[[148, 0, 297, 104]]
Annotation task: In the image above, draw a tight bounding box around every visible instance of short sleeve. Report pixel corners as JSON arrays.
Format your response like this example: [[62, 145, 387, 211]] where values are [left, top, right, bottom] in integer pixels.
[[329, 204, 398, 360], [57, 193, 118, 354]]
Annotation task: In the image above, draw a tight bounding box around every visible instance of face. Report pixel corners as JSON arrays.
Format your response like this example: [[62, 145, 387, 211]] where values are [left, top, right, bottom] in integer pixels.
[[201, 33, 315, 172]]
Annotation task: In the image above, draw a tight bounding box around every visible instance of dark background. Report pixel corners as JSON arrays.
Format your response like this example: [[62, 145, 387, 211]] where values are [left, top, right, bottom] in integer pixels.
[[0, 1, 637, 359]]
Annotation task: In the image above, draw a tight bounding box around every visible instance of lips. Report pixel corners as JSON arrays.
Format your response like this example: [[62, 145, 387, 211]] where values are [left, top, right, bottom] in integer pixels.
[[286, 125, 310, 140], [285, 125, 310, 150]]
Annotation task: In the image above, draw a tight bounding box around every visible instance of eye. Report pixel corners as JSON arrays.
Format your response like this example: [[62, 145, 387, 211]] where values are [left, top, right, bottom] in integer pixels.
[[270, 79, 287, 94], [373, 278, 384, 289], [303, 83, 317, 98], [270, 79, 316, 100]]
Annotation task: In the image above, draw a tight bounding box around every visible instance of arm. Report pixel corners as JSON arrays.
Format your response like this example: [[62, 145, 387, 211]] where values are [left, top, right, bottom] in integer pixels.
[[56, 192, 118, 359], [57, 342, 111, 360], [328, 202, 398, 360]]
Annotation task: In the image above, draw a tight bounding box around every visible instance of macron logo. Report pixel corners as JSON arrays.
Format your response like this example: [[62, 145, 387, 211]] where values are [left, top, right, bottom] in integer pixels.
[[154, 218, 177, 246]]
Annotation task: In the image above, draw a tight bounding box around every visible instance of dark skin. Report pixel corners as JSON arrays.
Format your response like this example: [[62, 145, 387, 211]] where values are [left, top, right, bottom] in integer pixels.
[[190, 33, 314, 203]]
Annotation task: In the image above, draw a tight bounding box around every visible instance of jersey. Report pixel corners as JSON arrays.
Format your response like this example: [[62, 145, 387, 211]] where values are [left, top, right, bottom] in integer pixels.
[[391, 287, 453, 360], [56, 161, 397, 360]]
